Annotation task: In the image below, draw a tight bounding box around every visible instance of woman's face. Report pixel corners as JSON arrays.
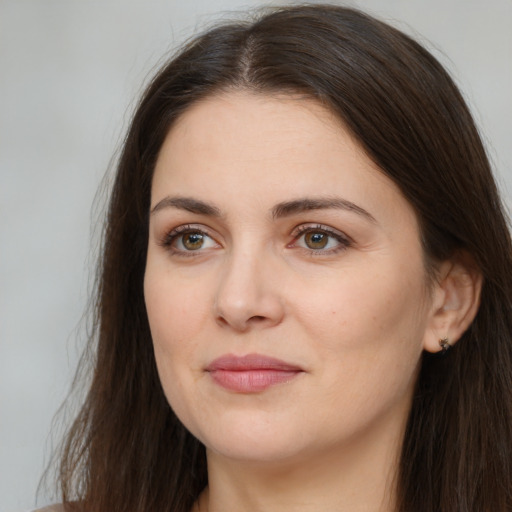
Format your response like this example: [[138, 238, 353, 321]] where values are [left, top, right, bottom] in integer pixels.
[[144, 92, 438, 464]]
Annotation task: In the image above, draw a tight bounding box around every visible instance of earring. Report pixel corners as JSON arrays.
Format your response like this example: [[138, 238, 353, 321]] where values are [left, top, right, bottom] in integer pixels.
[[439, 337, 451, 353]]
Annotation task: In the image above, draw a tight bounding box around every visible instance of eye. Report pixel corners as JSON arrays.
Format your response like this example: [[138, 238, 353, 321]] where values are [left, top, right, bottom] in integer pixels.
[[160, 225, 220, 254], [303, 231, 331, 250], [177, 231, 212, 251], [291, 225, 351, 254]]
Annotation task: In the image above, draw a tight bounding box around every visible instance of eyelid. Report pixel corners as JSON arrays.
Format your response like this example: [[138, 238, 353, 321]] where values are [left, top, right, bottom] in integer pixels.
[[289, 223, 352, 253], [156, 222, 351, 256], [158, 224, 221, 255]]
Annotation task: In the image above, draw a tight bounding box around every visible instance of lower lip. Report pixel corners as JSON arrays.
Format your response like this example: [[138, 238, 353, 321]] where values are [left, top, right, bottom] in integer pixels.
[[208, 369, 301, 393]]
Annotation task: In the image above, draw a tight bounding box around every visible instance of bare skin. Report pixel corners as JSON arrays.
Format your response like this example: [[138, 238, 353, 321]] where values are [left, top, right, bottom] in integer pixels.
[[145, 92, 481, 512]]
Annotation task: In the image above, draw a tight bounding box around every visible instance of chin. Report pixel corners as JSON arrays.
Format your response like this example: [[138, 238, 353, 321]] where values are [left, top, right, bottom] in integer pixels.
[[206, 434, 309, 464], [187, 410, 313, 464]]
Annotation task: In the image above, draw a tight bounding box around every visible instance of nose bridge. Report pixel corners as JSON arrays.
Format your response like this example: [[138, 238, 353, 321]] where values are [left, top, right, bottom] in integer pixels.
[[214, 238, 284, 330]]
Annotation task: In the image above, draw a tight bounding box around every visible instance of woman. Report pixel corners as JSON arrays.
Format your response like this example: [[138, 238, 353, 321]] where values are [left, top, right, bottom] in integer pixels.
[[43, 4, 512, 512]]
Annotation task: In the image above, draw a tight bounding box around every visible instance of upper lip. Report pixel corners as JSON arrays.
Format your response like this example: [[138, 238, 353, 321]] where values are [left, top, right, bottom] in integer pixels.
[[205, 353, 303, 372]]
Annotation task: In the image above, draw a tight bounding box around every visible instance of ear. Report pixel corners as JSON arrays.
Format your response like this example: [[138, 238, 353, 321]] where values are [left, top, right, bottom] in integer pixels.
[[423, 252, 483, 353]]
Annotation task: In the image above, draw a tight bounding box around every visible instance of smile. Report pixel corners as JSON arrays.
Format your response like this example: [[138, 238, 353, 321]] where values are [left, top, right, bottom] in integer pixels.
[[205, 353, 304, 393]]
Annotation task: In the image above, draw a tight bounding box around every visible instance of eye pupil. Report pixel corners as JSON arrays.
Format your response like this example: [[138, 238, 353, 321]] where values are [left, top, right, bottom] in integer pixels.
[[183, 232, 204, 250], [305, 232, 328, 249]]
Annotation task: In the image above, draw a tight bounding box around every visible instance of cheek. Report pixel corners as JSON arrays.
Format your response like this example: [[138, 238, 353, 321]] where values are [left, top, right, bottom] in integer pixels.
[[295, 269, 427, 436], [144, 268, 214, 431], [144, 264, 210, 340], [293, 261, 428, 388], [143, 267, 211, 385]]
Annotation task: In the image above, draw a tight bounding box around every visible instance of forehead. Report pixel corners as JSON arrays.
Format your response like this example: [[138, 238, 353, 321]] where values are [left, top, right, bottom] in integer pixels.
[[154, 92, 379, 188], [151, 91, 417, 235]]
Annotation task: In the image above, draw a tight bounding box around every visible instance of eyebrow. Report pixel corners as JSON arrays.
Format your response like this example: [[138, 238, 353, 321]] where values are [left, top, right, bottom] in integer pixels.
[[150, 195, 376, 223], [272, 197, 376, 223], [151, 196, 222, 217]]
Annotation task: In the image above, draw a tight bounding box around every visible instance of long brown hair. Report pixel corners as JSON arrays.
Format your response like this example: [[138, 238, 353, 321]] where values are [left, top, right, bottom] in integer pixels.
[[56, 4, 512, 511]]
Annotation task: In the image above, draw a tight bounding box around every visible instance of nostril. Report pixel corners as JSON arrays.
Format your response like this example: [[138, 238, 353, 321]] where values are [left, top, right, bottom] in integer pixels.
[[216, 316, 230, 326], [249, 315, 266, 322]]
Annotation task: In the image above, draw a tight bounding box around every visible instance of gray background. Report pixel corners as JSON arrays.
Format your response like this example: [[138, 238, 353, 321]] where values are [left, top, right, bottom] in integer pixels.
[[1, 0, 511, 510]]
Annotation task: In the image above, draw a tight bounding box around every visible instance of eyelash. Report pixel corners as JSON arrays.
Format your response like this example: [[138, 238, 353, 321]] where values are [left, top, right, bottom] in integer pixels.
[[158, 223, 352, 257], [290, 224, 352, 255], [158, 224, 218, 257]]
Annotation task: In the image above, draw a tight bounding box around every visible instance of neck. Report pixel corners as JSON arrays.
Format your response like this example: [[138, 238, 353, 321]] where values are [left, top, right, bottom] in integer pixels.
[[198, 418, 404, 512]]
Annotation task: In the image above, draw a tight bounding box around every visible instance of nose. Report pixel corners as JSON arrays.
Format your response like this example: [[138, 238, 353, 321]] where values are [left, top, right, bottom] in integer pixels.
[[213, 247, 285, 332]]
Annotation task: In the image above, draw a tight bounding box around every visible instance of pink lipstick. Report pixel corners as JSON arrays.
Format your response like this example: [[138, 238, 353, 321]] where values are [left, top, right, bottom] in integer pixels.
[[205, 353, 303, 393]]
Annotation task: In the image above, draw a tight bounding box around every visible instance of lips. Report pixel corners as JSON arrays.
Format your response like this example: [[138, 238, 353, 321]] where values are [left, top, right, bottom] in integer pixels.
[[205, 353, 304, 393]]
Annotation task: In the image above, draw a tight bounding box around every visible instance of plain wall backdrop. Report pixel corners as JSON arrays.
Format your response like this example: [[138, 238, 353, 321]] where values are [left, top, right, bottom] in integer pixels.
[[1, 0, 511, 510]]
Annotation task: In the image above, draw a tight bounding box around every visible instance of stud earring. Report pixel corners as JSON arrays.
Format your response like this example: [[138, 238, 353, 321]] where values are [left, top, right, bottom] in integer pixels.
[[439, 337, 451, 353]]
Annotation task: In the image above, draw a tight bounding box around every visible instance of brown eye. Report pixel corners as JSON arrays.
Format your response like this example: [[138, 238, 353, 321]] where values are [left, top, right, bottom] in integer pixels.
[[182, 232, 205, 250], [304, 231, 329, 249], [161, 226, 219, 255], [291, 225, 350, 254]]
